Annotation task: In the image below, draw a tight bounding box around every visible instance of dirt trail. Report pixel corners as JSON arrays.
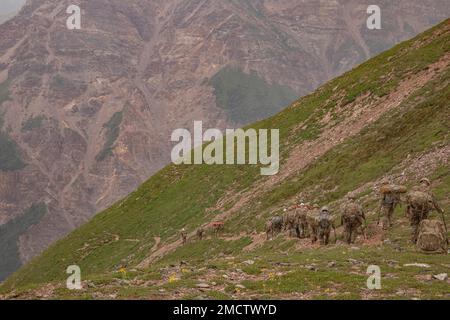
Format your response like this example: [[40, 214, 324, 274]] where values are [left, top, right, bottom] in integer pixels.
[[138, 237, 183, 268]]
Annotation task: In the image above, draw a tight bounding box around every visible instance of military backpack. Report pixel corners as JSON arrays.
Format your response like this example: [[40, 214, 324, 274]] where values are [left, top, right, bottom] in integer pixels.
[[416, 220, 448, 254]]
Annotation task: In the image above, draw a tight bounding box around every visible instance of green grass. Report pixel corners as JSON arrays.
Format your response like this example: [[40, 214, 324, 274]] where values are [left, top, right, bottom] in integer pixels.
[[1, 19, 449, 299], [210, 66, 298, 124], [96, 111, 123, 161]]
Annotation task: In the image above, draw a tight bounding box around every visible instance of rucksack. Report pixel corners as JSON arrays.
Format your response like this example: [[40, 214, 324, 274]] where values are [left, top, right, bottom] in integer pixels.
[[416, 220, 448, 254], [343, 203, 362, 224], [407, 191, 433, 217]]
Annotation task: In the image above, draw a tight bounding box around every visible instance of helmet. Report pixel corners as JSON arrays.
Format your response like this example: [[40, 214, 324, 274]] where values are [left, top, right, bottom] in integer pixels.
[[347, 193, 356, 200], [420, 178, 430, 186], [321, 206, 330, 213]]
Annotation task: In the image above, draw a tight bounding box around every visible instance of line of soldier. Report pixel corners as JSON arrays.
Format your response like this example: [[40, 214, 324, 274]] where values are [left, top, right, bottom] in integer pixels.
[[180, 221, 225, 244], [266, 177, 446, 247]]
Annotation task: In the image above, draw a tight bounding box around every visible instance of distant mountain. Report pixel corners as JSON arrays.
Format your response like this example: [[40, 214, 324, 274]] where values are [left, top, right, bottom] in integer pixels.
[[0, 0, 449, 281]]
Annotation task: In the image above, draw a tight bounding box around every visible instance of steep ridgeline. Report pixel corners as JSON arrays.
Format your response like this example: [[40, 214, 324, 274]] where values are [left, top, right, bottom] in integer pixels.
[[0, 0, 449, 280], [1, 20, 449, 299]]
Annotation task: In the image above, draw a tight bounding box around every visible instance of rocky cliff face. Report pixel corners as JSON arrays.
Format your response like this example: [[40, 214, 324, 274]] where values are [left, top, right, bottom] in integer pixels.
[[0, 0, 448, 280]]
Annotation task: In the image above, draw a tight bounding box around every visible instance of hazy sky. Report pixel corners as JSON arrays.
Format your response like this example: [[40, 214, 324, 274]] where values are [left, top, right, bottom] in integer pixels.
[[0, 0, 26, 15]]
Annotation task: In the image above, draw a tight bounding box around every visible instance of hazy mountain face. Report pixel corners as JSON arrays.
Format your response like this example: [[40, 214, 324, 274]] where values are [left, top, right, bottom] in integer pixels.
[[0, 0, 449, 280]]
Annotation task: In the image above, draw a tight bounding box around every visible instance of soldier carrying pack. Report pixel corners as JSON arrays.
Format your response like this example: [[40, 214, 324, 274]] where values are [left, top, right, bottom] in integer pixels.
[[406, 178, 446, 244], [342, 194, 366, 244]]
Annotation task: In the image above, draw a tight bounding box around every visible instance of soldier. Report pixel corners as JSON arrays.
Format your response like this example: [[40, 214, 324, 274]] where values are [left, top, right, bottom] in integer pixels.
[[180, 228, 187, 244], [196, 227, 205, 241], [378, 179, 397, 230], [284, 208, 300, 238], [295, 202, 310, 238], [341, 194, 366, 244], [266, 215, 283, 240], [406, 178, 445, 243], [307, 204, 320, 243], [317, 206, 336, 245]]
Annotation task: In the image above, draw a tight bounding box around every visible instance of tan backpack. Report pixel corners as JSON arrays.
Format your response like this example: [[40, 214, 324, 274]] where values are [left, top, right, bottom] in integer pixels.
[[343, 203, 362, 225], [416, 220, 448, 254]]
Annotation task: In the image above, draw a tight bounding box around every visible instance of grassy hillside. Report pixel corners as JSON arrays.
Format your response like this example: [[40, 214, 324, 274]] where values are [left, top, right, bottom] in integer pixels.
[[1, 20, 449, 300]]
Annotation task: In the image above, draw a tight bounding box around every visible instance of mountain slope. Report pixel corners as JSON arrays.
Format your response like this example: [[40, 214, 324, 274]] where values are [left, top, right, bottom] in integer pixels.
[[1, 19, 449, 299], [1, 0, 450, 280]]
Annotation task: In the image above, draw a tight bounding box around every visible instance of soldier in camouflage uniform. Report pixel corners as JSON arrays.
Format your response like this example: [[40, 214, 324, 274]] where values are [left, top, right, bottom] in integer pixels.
[[284, 209, 300, 238], [317, 207, 336, 245], [379, 179, 397, 230], [180, 228, 187, 244], [196, 227, 205, 241], [295, 203, 310, 238], [341, 194, 366, 244], [407, 178, 444, 243], [266, 215, 284, 240], [309, 206, 335, 245]]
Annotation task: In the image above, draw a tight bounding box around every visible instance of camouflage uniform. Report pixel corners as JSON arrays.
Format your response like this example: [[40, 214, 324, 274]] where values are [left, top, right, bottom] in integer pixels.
[[295, 204, 310, 238], [379, 182, 396, 230], [309, 207, 335, 245], [342, 195, 365, 244], [407, 178, 444, 243], [196, 227, 204, 241], [317, 207, 335, 245], [266, 215, 283, 240], [284, 210, 299, 237], [306, 205, 320, 243]]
